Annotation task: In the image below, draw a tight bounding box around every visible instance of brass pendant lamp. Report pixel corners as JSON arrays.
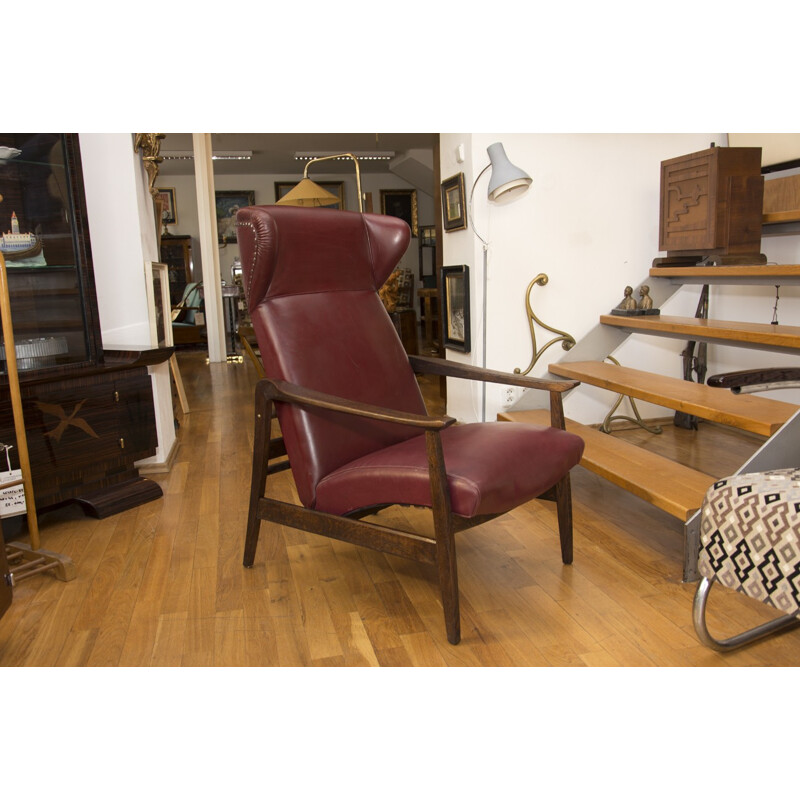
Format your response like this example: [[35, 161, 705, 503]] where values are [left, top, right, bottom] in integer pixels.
[[276, 152, 363, 212]]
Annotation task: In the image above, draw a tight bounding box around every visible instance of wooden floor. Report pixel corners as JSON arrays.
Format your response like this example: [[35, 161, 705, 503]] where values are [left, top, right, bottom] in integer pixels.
[[2, 350, 799, 667]]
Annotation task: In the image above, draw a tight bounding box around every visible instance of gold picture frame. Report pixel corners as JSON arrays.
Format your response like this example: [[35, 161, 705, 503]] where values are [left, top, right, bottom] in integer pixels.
[[380, 189, 419, 236], [441, 264, 470, 352], [441, 173, 467, 232]]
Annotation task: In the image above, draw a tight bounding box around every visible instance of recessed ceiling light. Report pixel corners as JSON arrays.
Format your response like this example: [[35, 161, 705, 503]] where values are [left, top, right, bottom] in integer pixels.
[[161, 150, 253, 161], [293, 151, 395, 162]]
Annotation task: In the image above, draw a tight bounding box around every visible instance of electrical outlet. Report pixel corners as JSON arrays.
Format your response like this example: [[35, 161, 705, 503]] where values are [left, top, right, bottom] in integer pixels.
[[502, 386, 519, 408]]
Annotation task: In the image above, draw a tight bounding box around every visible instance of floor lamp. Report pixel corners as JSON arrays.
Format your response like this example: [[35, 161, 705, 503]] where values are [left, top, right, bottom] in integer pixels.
[[468, 142, 532, 421]]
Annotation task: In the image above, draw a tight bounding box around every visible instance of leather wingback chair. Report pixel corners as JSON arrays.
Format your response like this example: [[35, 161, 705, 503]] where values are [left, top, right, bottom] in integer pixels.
[[236, 205, 585, 644]]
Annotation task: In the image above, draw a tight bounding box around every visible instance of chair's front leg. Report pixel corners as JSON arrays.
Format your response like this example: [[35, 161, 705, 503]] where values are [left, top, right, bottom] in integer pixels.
[[553, 473, 573, 564], [425, 430, 460, 645], [244, 382, 274, 567]]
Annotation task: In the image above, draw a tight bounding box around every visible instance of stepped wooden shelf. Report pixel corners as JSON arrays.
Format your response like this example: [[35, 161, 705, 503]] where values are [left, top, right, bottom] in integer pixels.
[[498, 409, 713, 521], [599, 314, 800, 355], [548, 360, 796, 436], [502, 263, 800, 583]]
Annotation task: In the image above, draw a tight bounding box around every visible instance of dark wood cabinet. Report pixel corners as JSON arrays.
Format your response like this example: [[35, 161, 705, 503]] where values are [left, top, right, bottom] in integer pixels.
[[0, 358, 163, 516], [390, 308, 418, 355], [0, 133, 164, 519], [656, 145, 766, 266], [160, 234, 193, 305]]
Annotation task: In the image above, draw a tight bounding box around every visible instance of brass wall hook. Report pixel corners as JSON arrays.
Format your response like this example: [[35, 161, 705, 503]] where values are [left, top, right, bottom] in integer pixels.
[[514, 273, 576, 376]]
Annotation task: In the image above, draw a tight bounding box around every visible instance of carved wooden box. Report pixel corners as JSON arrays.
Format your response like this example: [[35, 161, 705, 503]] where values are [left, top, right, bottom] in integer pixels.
[[656, 146, 765, 266]]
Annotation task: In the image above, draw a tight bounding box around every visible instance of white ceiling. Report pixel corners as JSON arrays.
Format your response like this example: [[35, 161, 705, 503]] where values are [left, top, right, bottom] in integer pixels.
[[158, 132, 438, 177]]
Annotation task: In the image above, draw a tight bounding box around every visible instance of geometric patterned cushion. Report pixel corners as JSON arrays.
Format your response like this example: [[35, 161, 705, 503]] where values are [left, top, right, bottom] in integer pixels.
[[699, 468, 800, 617]]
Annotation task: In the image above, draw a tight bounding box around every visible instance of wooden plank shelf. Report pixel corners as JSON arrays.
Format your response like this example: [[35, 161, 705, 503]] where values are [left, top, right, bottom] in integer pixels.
[[548, 360, 797, 437], [599, 314, 800, 355], [498, 409, 713, 521], [763, 174, 800, 225], [649, 264, 800, 285]]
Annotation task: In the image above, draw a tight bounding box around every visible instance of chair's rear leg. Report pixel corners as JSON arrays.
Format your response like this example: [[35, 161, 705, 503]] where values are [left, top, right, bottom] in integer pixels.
[[244, 382, 273, 567], [426, 431, 461, 644], [549, 392, 574, 564], [554, 473, 573, 564]]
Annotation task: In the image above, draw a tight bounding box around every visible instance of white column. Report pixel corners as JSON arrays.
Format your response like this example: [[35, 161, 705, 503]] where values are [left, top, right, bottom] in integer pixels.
[[193, 133, 226, 362]]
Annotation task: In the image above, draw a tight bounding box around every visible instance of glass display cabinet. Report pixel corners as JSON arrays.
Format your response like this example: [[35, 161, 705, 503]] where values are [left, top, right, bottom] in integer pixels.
[[0, 133, 167, 519], [0, 133, 101, 376]]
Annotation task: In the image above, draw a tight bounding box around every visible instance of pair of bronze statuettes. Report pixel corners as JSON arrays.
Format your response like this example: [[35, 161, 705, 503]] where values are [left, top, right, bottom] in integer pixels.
[[611, 284, 660, 316]]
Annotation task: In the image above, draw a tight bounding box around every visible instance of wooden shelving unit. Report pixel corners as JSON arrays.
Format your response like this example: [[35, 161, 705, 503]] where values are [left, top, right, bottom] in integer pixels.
[[502, 263, 800, 582], [547, 359, 796, 437]]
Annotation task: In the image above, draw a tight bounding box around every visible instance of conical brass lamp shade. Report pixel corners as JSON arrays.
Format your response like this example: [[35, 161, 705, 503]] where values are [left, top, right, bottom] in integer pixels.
[[276, 178, 340, 207]]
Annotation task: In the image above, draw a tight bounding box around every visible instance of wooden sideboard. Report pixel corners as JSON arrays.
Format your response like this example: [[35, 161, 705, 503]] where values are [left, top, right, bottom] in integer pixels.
[[0, 347, 171, 518]]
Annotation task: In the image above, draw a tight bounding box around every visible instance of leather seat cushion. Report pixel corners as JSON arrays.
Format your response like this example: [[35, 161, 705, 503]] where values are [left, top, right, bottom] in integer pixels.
[[313, 421, 585, 518]]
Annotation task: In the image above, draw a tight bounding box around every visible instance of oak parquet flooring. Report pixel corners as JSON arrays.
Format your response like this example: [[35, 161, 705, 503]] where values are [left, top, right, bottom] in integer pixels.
[[3, 350, 800, 668]]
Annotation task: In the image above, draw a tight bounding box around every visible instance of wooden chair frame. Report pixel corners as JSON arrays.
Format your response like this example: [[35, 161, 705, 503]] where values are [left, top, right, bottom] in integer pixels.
[[244, 354, 578, 645]]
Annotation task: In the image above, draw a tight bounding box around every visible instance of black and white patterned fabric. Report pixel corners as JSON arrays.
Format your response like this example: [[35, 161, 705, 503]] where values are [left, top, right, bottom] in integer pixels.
[[699, 468, 800, 617]]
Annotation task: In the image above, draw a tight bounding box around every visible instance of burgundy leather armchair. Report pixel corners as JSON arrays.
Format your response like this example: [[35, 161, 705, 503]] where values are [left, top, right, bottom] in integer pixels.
[[236, 205, 585, 644]]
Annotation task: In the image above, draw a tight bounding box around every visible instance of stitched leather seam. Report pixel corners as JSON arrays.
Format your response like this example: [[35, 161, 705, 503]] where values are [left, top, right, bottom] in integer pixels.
[[236, 219, 259, 300]]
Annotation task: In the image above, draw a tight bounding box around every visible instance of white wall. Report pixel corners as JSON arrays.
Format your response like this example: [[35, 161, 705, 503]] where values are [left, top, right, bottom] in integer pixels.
[[79, 133, 177, 468], [439, 133, 800, 424]]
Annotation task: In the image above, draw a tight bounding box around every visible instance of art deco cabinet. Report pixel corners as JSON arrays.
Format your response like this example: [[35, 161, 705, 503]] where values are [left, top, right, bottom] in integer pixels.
[[655, 145, 766, 266], [0, 133, 165, 519]]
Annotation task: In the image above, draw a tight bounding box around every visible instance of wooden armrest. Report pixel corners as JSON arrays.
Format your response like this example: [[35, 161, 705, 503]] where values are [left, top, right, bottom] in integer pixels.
[[708, 368, 800, 394], [260, 378, 456, 430], [408, 354, 579, 393]]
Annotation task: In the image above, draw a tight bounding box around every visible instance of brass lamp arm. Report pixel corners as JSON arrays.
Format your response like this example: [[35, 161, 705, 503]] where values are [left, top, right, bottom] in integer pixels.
[[303, 153, 363, 212]]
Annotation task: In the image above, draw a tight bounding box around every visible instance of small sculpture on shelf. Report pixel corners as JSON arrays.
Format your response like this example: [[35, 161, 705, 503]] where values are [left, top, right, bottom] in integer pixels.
[[617, 285, 637, 311], [610, 284, 660, 316]]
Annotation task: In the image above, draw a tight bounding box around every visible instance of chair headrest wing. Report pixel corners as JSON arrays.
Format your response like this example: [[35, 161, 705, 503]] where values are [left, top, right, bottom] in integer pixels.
[[236, 206, 410, 310]]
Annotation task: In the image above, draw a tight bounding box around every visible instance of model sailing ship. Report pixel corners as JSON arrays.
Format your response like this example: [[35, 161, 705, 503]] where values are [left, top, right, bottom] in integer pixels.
[[0, 212, 41, 260]]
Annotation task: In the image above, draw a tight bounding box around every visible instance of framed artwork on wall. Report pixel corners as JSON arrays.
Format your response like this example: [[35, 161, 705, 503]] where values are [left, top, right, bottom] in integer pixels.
[[274, 181, 345, 210], [216, 190, 255, 243], [380, 189, 419, 236], [155, 187, 177, 224], [441, 173, 467, 232], [441, 264, 470, 352]]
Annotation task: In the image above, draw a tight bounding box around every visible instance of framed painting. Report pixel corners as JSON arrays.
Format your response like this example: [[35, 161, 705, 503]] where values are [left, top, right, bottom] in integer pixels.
[[380, 189, 418, 236], [275, 181, 345, 210], [155, 187, 177, 225], [216, 190, 255, 243], [147, 261, 173, 347], [441, 173, 467, 232], [441, 264, 470, 352]]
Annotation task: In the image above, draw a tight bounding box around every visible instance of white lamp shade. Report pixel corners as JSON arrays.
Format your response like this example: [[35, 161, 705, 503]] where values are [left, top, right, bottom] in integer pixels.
[[486, 142, 532, 202]]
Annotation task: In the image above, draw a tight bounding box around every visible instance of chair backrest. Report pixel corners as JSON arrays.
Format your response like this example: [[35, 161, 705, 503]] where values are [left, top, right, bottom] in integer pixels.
[[236, 205, 426, 509]]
